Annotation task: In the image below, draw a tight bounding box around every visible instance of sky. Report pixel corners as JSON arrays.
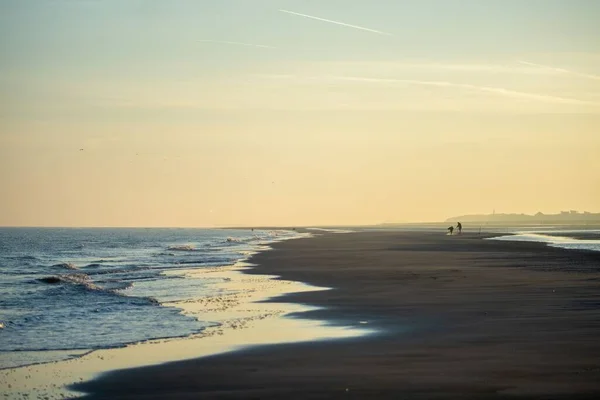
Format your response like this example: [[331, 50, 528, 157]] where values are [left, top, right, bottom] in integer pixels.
[[1, 0, 599, 227]]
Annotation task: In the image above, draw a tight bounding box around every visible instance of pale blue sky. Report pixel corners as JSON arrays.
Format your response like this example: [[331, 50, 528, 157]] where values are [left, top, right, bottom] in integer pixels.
[[2, 0, 599, 76], [1, 1, 599, 226]]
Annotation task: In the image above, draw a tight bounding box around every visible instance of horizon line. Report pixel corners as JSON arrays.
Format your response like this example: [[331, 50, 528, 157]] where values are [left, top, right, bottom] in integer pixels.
[[0, 222, 445, 229]]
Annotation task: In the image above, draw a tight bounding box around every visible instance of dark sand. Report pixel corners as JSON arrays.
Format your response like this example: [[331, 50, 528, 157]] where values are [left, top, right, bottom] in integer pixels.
[[75, 231, 600, 399]]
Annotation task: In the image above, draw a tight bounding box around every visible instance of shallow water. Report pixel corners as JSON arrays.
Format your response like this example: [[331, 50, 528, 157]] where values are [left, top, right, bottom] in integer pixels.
[[489, 229, 600, 253], [0, 262, 375, 399], [0, 228, 304, 368]]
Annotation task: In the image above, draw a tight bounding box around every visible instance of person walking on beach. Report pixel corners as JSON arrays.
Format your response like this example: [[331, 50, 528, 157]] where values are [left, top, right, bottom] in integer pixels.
[[447, 226, 454, 235], [457, 222, 462, 234]]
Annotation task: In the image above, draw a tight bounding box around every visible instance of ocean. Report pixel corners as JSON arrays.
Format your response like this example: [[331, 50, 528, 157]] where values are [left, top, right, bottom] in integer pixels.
[[0, 227, 306, 369], [489, 229, 600, 252], [3, 227, 598, 372]]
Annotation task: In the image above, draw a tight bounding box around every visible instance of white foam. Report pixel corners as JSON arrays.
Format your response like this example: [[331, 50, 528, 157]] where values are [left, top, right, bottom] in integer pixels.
[[167, 244, 196, 251]]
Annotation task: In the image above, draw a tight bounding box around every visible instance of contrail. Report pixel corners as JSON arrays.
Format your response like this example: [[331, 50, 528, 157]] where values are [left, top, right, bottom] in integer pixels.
[[279, 9, 393, 36], [519, 61, 600, 81], [330, 76, 600, 106], [198, 40, 276, 49]]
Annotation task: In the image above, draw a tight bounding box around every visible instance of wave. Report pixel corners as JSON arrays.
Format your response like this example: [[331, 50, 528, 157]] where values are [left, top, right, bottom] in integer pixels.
[[84, 266, 141, 276], [147, 297, 160, 305], [0, 227, 315, 366], [36, 273, 154, 303], [83, 263, 143, 273], [103, 274, 157, 283], [52, 262, 79, 270], [37, 276, 62, 284], [168, 245, 196, 252], [175, 257, 233, 265], [93, 279, 134, 291], [4, 255, 38, 261], [37, 273, 103, 291], [84, 263, 105, 268], [226, 236, 260, 244]]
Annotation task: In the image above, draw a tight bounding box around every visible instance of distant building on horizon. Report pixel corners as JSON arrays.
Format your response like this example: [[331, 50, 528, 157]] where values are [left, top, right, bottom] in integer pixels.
[[445, 210, 600, 224]]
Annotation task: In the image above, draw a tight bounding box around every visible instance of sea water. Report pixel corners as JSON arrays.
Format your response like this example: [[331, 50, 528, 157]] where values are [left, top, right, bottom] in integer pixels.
[[0, 228, 304, 368], [489, 229, 600, 252]]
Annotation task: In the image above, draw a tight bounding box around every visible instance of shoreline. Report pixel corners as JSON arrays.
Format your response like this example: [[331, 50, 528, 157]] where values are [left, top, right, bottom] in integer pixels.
[[74, 230, 600, 399], [0, 234, 372, 399], [0, 228, 306, 371]]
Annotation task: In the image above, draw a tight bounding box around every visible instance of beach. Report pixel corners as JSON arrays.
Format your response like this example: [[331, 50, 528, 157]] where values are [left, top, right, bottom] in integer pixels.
[[0, 229, 370, 399], [73, 230, 600, 399]]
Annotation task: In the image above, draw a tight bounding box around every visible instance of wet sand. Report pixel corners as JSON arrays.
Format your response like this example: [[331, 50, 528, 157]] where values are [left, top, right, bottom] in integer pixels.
[[75, 231, 600, 399], [0, 262, 370, 399]]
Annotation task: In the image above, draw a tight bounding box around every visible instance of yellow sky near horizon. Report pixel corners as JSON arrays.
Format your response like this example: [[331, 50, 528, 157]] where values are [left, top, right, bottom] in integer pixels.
[[1, 1, 599, 227]]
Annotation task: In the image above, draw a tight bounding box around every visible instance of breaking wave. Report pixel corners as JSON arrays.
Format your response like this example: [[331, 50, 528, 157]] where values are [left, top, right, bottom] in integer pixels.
[[0, 227, 307, 367], [52, 262, 79, 270], [37, 273, 103, 291], [167, 245, 196, 252]]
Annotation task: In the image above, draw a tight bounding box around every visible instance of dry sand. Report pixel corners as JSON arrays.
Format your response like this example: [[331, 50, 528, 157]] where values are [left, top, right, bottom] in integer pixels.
[[75, 231, 600, 399]]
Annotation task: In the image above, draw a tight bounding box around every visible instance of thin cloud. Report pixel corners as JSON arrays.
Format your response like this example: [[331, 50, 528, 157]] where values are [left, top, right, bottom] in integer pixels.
[[198, 40, 276, 49], [519, 61, 600, 81], [279, 9, 393, 36], [257, 61, 568, 80], [329, 76, 600, 106]]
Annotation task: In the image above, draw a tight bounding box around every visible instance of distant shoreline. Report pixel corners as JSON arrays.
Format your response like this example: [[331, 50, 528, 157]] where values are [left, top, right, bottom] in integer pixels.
[[445, 211, 600, 224]]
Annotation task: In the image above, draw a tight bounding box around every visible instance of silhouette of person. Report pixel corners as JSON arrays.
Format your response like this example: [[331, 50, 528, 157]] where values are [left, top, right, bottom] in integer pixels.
[[457, 222, 462, 234], [447, 226, 454, 235]]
